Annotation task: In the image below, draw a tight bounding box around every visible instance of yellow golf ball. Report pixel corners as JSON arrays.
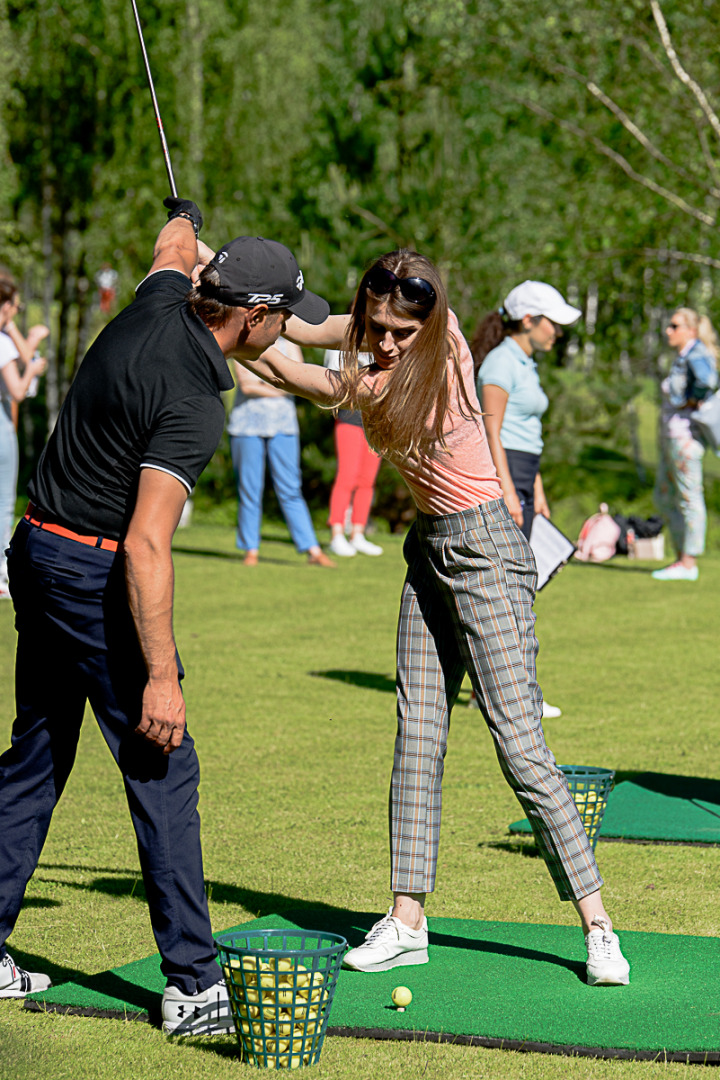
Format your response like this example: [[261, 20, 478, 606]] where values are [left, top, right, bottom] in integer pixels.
[[391, 986, 412, 1009]]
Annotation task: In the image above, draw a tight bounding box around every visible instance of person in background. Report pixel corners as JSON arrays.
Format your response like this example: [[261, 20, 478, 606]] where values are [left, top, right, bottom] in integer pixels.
[[228, 337, 335, 567], [323, 347, 383, 557], [652, 307, 718, 581], [471, 280, 580, 720], [96, 263, 118, 315], [0, 276, 48, 598]]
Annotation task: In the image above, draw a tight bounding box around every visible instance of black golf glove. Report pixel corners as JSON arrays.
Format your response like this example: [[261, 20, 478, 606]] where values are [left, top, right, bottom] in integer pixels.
[[163, 197, 203, 237]]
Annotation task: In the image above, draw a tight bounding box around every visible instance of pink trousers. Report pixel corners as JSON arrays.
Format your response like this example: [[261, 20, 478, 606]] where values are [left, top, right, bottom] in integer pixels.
[[328, 421, 381, 529]]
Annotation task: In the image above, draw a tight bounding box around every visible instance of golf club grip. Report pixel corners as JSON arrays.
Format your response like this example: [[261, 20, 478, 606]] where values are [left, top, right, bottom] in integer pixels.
[[131, 0, 178, 198]]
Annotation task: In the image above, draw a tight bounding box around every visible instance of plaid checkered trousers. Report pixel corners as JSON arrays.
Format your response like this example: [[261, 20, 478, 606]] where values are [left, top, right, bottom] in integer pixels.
[[390, 498, 603, 901]]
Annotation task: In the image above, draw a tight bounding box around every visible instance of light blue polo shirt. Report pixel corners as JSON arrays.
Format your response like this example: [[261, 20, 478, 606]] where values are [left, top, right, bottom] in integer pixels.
[[476, 337, 549, 455]]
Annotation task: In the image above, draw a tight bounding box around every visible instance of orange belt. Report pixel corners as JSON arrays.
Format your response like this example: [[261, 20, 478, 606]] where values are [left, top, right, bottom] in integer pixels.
[[24, 504, 119, 553]]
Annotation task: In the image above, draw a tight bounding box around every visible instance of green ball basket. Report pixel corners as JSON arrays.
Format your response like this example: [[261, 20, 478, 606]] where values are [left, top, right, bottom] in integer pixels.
[[560, 764, 615, 851], [215, 928, 347, 1070]]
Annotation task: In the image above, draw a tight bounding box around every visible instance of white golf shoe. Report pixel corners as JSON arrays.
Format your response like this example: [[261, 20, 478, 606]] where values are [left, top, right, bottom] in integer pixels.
[[0, 953, 52, 997], [350, 534, 384, 556], [343, 909, 429, 972], [542, 701, 563, 719], [329, 534, 357, 557], [162, 976, 233, 1035], [585, 919, 630, 986]]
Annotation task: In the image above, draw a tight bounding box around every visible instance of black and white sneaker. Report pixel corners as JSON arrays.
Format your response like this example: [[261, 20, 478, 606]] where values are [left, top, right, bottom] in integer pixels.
[[161, 977, 233, 1036], [0, 953, 52, 998]]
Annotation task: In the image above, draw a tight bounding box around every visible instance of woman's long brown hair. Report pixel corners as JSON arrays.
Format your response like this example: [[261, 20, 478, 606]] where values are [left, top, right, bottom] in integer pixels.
[[334, 251, 478, 462]]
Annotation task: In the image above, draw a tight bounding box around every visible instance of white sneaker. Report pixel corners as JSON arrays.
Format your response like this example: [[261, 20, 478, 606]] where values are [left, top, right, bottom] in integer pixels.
[[162, 977, 234, 1035], [350, 534, 384, 556], [585, 919, 630, 986], [329, 534, 357, 557], [651, 562, 698, 581], [343, 909, 429, 972], [542, 701, 562, 719], [0, 953, 52, 997]]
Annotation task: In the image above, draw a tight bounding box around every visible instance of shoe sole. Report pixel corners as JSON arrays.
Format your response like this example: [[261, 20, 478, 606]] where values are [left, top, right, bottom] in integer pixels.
[[587, 970, 630, 986], [163, 1013, 235, 1036], [343, 949, 429, 973], [0, 988, 44, 998]]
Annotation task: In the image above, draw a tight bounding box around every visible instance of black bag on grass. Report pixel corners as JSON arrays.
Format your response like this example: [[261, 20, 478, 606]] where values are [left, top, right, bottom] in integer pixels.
[[613, 514, 664, 556]]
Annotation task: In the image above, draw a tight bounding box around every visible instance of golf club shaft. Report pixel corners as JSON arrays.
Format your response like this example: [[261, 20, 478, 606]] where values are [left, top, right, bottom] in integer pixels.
[[131, 0, 178, 198]]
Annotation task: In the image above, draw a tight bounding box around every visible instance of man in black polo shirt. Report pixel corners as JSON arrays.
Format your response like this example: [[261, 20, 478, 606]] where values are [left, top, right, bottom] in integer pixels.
[[0, 199, 331, 1034]]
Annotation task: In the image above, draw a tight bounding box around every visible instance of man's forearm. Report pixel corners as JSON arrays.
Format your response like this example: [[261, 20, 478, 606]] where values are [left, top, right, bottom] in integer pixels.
[[124, 538, 178, 680]]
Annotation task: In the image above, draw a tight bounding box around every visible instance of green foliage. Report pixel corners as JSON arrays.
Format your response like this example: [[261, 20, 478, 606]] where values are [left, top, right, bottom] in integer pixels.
[[5, 0, 720, 516]]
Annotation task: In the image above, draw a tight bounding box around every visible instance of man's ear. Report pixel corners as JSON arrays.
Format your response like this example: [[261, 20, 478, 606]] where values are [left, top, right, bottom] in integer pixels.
[[247, 304, 270, 327]]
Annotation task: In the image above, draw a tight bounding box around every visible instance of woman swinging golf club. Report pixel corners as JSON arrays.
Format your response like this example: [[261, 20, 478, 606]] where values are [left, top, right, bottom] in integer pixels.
[[253, 249, 630, 987]]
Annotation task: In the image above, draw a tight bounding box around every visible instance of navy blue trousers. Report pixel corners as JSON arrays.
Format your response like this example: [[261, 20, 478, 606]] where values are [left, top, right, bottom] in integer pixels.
[[504, 449, 541, 540], [0, 519, 219, 994]]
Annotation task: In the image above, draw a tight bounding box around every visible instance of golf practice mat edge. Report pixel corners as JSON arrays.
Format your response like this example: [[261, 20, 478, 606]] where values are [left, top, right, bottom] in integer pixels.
[[23, 911, 720, 1063]]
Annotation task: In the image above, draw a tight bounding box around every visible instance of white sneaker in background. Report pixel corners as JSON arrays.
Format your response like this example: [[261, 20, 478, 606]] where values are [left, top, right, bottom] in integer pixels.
[[329, 534, 357, 557], [0, 953, 52, 997], [585, 919, 630, 986], [350, 534, 384, 556], [651, 562, 698, 581], [542, 701, 563, 719], [162, 977, 233, 1035], [342, 909, 429, 972]]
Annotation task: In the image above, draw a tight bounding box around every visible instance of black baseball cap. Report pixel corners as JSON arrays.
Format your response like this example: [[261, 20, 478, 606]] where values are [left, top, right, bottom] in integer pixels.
[[204, 237, 330, 324]]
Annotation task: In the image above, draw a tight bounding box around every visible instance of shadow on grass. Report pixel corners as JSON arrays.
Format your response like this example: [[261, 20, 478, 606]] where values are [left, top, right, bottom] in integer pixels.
[[571, 560, 652, 575], [478, 840, 541, 858], [309, 670, 395, 693], [172, 546, 298, 567]]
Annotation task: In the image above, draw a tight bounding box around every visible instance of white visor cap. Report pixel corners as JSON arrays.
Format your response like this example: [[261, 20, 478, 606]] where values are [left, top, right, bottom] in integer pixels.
[[503, 281, 581, 325]]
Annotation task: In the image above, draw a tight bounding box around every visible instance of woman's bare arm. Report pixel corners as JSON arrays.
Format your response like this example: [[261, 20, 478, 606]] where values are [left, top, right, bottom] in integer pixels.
[[284, 313, 351, 349], [235, 344, 343, 405], [481, 383, 524, 528]]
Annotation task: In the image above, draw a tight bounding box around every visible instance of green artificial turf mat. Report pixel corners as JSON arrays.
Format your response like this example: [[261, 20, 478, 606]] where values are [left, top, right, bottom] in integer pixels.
[[509, 773, 720, 845], [24, 911, 720, 1063]]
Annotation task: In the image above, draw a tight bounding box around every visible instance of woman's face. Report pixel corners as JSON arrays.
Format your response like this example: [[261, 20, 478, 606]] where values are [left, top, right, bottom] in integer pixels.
[[0, 293, 20, 329], [527, 315, 561, 352], [666, 312, 695, 353], [364, 295, 424, 370]]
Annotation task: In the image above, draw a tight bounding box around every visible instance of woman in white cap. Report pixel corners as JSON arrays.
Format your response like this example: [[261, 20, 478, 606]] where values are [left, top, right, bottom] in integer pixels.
[[472, 281, 580, 719]]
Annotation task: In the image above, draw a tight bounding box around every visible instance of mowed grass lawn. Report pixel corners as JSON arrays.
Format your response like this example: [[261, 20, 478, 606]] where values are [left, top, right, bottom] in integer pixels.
[[1, 520, 718, 1080]]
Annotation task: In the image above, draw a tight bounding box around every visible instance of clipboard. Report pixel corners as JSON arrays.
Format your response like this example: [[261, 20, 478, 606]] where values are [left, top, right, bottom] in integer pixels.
[[529, 514, 577, 590]]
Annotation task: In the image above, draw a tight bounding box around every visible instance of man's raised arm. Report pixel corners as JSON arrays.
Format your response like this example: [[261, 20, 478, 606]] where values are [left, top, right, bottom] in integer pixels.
[[148, 198, 204, 279]]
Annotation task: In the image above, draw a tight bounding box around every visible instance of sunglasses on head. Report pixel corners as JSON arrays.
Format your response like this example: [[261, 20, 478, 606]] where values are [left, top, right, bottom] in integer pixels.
[[365, 267, 436, 308]]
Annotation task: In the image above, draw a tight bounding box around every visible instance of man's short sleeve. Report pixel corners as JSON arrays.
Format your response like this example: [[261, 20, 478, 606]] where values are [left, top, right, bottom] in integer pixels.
[[141, 395, 226, 491]]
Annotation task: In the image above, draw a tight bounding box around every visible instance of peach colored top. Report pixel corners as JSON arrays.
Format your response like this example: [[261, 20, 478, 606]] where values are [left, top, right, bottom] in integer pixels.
[[362, 311, 502, 516]]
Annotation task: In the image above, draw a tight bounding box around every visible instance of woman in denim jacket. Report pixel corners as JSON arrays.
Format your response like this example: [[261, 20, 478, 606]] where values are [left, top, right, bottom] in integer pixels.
[[653, 307, 718, 581]]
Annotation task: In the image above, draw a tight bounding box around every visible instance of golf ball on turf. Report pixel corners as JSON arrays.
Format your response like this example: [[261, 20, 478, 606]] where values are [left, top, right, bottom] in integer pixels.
[[391, 986, 412, 1010]]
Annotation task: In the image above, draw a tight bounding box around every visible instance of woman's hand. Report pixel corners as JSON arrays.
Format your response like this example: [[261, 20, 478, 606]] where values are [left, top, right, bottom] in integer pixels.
[[503, 488, 524, 527], [533, 472, 550, 519], [29, 354, 47, 378], [534, 492, 550, 518], [26, 324, 50, 351]]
